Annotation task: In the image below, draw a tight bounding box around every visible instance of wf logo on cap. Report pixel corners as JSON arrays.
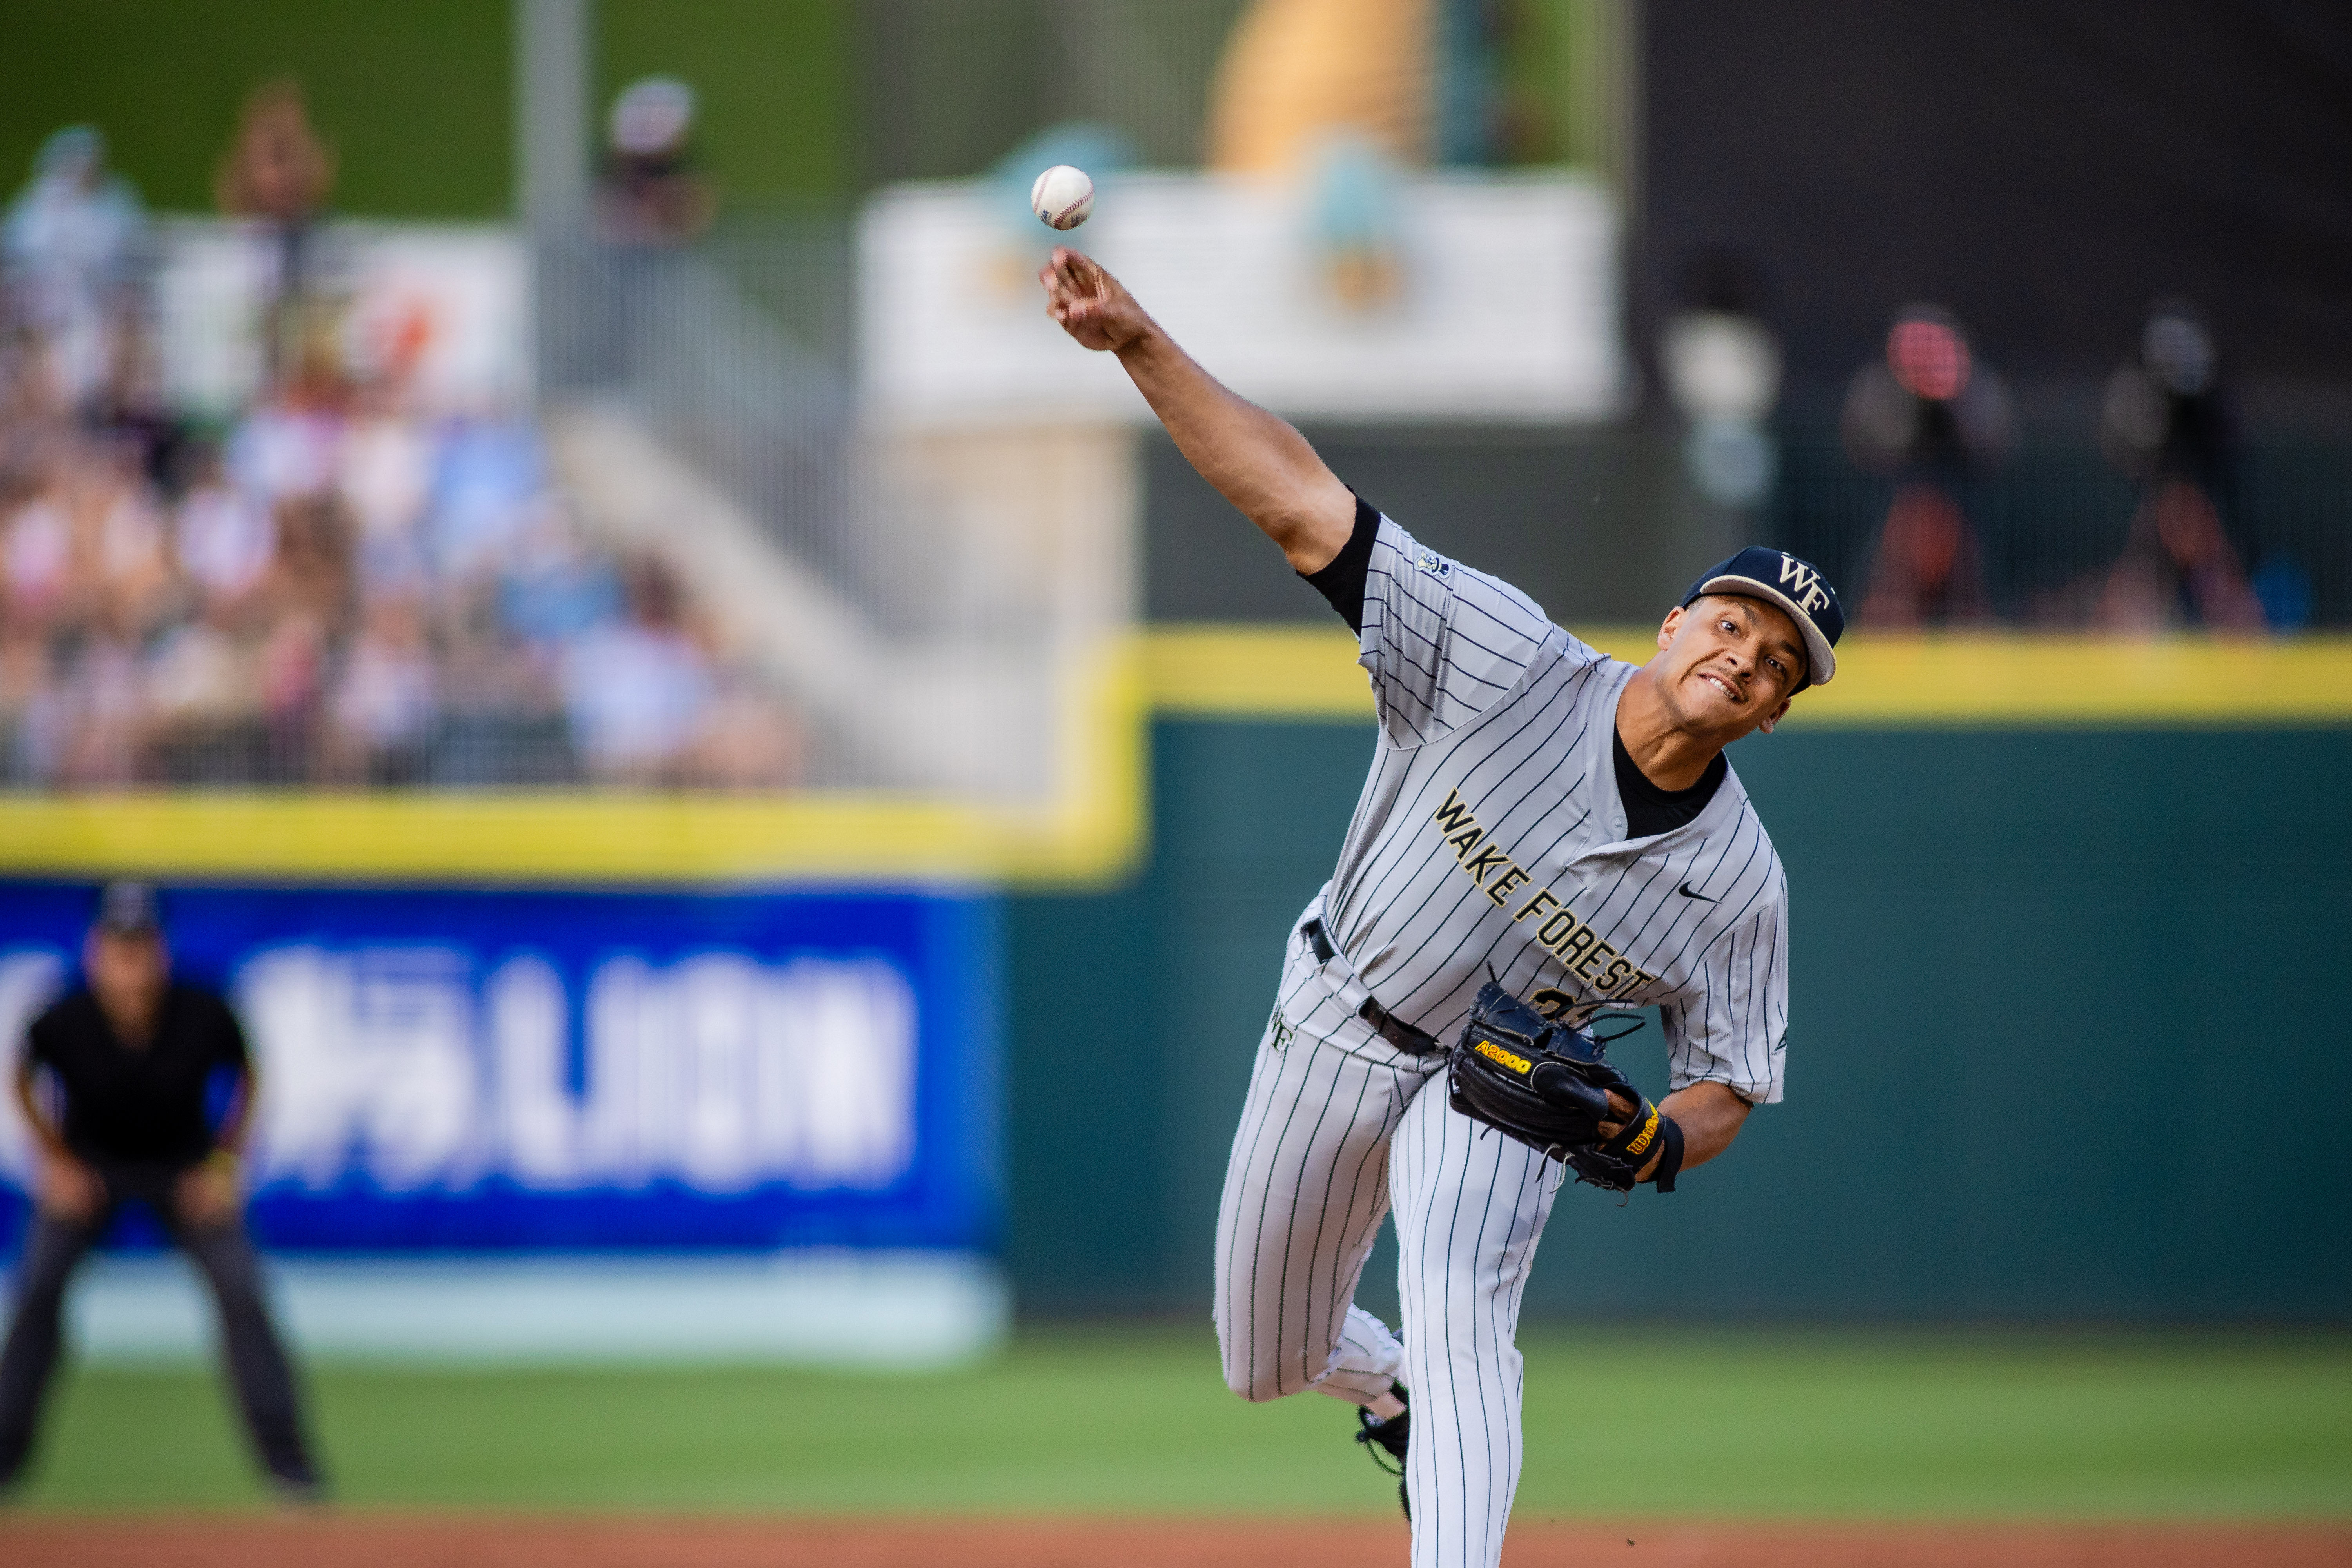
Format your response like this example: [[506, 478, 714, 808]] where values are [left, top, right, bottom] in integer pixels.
[[1681, 546, 1846, 690], [1777, 554, 1833, 615]]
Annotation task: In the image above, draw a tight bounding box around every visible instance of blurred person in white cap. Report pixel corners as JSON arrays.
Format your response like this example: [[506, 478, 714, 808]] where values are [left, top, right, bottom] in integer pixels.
[[596, 76, 714, 245], [0, 881, 321, 1501], [2093, 299, 2264, 630]]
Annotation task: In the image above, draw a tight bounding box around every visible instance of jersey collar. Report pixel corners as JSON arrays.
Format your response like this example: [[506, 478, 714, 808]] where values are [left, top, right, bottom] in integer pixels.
[[1583, 659, 1750, 855]]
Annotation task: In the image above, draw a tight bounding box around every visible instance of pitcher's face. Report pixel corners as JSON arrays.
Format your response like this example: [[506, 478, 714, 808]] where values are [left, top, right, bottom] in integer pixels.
[[1653, 595, 1805, 740]]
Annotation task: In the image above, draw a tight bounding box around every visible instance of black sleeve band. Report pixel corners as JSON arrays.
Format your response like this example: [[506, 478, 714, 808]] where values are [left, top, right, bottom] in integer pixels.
[[1300, 494, 1381, 633], [1648, 1115, 1685, 1193]]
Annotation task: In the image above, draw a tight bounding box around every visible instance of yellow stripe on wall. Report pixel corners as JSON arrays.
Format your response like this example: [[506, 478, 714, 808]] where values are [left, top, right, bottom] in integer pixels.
[[1143, 625, 1377, 717], [1142, 625, 2352, 728], [0, 629, 2343, 886], [0, 644, 1149, 888], [1792, 634, 2352, 725]]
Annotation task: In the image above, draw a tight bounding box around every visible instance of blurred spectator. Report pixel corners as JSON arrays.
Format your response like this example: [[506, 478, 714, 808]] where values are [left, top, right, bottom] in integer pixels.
[[499, 505, 621, 645], [2, 127, 146, 417], [144, 606, 257, 782], [256, 610, 328, 780], [2092, 301, 2264, 631], [174, 446, 275, 616], [0, 107, 804, 794], [87, 313, 183, 494], [2100, 301, 2230, 496], [0, 334, 56, 487], [89, 439, 175, 633], [560, 557, 714, 784], [427, 419, 543, 579], [263, 492, 354, 635], [1660, 249, 1781, 510], [1844, 306, 2011, 626], [690, 672, 803, 791], [54, 635, 142, 787], [214, 82, 338, 395], [338, 396, 435, 590], [2, 468, 76, 630], [596, 77, 715, 245], [226, 388, 339, 505], [329, 594, 437, 784], [214, 83, 334, 227], [548, 552, 802, 791]]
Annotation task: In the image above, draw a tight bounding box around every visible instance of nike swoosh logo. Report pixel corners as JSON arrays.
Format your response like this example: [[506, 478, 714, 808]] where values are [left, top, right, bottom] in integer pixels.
[[1679, 882, 1716, 901]]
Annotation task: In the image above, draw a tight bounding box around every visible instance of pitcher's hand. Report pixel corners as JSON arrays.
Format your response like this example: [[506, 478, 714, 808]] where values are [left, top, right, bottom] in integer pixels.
[[1597, 1089, 1639, 1140], [1040, 247, 1154, 354]]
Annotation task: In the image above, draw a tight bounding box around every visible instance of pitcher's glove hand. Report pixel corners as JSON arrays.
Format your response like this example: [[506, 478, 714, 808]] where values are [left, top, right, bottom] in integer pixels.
[[1445, 980, 1684, 1193]]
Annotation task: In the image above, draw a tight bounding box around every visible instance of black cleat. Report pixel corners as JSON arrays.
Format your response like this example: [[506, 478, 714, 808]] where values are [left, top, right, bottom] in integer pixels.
[[270, 1472, 330, 1510], [1355, 1385, 1410, 1519]]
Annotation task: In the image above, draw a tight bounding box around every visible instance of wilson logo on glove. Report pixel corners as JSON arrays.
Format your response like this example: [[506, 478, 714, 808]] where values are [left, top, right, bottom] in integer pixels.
[[1622, 1106, 1661, 1158], [1472, 1038, 1533, 1074], [1446, 979, 1685, 1195]]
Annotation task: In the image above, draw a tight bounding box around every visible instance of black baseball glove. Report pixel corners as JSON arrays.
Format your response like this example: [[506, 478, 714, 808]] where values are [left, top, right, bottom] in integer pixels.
[[1445, 980, 1684, 1193]]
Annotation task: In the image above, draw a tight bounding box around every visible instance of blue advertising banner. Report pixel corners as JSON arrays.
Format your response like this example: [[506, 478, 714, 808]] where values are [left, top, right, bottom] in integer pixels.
[[0, 883, 999, 1259]]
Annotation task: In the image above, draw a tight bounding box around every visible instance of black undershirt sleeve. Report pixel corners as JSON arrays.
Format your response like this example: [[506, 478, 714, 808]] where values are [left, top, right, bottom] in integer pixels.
[[1299, 495, 1382, 633]]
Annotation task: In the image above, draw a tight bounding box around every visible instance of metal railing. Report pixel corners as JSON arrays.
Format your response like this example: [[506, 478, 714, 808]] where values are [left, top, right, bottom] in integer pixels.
[[536, 219, 862, 588]]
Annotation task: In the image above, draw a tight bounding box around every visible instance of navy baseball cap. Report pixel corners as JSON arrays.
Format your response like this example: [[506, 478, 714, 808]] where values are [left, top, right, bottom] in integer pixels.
[[94, 880, 163, 936], [1681, 547, 1845, 690]]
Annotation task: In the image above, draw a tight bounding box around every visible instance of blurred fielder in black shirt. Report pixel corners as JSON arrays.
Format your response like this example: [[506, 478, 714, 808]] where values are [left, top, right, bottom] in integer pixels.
[[0, 883, 321, 1498]]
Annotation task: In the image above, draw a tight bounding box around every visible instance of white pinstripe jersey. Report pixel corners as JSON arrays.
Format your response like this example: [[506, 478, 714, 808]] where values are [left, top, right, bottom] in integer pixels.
[[1318, 516, 1792, 1104]]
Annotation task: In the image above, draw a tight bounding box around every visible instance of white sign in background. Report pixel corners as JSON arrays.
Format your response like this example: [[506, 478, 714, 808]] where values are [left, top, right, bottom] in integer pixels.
[[153, 219, 532, 419], [862, 169, 1627, 427], [0, 949, 918, 1196]]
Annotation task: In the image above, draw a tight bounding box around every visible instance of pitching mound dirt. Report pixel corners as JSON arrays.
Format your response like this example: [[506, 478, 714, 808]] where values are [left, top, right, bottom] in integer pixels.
[[3, 1515, 2347, 1567]]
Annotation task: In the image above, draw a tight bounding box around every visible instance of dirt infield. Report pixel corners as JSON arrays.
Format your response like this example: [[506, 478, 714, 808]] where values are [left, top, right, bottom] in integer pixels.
[[4, 1515, 2349, 1568]]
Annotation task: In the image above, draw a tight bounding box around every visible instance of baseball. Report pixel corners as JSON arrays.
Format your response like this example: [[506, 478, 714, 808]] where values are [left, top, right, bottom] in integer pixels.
[[1031, 164, 1094, 230]]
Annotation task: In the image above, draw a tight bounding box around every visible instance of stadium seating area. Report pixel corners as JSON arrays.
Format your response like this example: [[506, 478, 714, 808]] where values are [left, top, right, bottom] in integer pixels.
[[0, 127, 801, 791]]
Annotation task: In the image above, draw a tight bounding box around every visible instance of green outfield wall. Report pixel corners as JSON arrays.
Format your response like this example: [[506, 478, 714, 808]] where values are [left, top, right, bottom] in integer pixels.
[[1004, 719, 2352, 1323]]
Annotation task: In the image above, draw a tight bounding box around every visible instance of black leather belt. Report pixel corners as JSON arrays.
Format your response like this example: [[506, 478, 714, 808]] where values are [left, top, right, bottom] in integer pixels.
[[1302, 918, 1443, 1056], [1359, 996, 1443, 1056]]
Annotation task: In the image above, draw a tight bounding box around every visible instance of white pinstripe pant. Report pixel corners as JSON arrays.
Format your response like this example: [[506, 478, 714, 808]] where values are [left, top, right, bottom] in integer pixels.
[[1214, 928, 1564, 1568]]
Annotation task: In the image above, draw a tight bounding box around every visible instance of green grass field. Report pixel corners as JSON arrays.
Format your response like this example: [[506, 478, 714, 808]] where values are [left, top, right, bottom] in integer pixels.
[[12, 1327, 2351, 1518], [0, 0, 848, 218]]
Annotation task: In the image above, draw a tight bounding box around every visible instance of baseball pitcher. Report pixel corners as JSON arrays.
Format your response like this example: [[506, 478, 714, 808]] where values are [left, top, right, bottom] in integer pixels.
[[1040, 247, 1842, 1568]]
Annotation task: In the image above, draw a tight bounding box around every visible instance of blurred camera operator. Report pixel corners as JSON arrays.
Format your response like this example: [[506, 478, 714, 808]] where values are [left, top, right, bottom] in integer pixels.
[[2092, 300, 2264, 630], [0, 882, 321, 1500], [1842, 305, 2011, 626]]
